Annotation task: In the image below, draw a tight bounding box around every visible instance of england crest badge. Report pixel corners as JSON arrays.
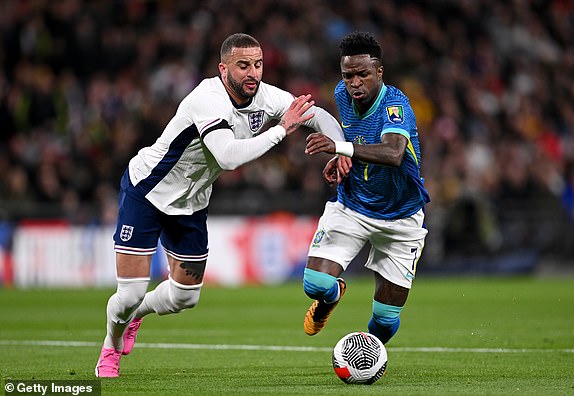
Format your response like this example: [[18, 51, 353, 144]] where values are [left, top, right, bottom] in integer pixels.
[[248, 110, 265, 132], [120, 225, 134, 242]]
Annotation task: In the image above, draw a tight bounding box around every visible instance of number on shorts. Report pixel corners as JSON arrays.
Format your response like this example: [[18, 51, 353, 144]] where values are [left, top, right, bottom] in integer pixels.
[[411, 247, 418, 270]]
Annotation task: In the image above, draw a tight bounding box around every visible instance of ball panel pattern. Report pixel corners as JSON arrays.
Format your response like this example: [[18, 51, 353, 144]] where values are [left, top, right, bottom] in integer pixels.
[[332, 332, 387, 385]]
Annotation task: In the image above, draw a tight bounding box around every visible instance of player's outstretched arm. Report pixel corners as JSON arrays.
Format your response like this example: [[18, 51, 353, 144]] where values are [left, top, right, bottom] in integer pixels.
[[306, 132, 408, 167], [354, 133, 407, 167], [202, 95, 316, 171]]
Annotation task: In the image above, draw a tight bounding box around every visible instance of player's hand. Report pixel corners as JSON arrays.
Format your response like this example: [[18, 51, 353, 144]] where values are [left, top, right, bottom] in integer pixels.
[[323, 157, 338, 186], [336, 155, 352, 182], [280, 95, 315, 136], [305, 132, 335, 155], [322, 156, 352, 186]]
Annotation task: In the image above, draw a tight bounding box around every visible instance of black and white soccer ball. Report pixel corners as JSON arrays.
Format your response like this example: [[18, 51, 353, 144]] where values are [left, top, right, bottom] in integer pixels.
[[332, 332, 387, 384]]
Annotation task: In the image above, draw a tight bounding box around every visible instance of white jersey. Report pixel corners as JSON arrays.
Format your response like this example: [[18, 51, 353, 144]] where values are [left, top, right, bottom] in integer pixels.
[[128, 76, 342, 215]]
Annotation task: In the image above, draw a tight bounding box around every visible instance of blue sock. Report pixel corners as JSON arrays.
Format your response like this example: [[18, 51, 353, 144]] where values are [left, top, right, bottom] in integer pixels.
[[303, 268, 339, 303], [368, 301, 402, 344]]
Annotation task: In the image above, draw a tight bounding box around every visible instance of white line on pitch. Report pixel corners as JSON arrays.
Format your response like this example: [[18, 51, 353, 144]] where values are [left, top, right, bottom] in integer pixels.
[[0, 340, 572, 353]]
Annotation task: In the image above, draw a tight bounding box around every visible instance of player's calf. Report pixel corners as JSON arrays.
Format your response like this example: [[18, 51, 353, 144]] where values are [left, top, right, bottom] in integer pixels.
[[303, 268, 346, 335], [135, 277, 202, 317], [368, 301, 402, 344], [160, 278, 202, 314], [103, 278, 149, 351], [112, 278, 150, 322], [303, 268, 341, 302]]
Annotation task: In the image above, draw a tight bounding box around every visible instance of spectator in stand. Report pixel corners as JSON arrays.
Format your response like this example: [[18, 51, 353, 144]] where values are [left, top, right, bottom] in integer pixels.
[[0, 0, 573, 262]]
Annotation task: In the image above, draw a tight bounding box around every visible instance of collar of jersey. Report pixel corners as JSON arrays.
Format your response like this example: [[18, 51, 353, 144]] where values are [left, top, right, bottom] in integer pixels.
[[231, 95, 254, 109], [218, 76, 254, 109], [352, 83, 387, 119]]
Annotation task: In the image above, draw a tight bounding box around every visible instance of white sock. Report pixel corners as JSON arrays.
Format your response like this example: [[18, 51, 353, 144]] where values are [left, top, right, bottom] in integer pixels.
[[134, 277, 202, 317], [103, 278, 149, 351]]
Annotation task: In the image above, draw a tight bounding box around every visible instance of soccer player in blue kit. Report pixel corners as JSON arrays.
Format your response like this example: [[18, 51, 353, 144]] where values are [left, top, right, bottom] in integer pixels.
[[95, 33, 344, 377], [303, 32, 430, 345]]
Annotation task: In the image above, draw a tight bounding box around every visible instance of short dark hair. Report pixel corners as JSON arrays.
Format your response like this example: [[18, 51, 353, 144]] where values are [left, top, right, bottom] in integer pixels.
[[339, 31, 382, 61], [220, 33, 260, 60]]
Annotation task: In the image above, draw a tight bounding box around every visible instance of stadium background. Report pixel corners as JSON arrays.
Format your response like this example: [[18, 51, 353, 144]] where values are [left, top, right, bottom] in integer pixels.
[[0, 0, 573, 287]]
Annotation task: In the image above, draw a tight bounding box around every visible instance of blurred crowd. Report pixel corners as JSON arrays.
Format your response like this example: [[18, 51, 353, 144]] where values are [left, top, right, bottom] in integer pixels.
[[1, 0, 573, 264]]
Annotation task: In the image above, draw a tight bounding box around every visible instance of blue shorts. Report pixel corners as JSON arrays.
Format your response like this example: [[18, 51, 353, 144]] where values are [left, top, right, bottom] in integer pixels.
[[113, 170, 208, 261]]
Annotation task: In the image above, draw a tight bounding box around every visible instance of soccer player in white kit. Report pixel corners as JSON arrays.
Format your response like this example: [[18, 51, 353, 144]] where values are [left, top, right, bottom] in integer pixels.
[[95, 33, 344, 377]]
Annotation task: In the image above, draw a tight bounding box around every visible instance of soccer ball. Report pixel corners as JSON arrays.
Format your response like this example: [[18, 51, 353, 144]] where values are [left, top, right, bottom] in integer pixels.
[[332, 332, 387, 384]]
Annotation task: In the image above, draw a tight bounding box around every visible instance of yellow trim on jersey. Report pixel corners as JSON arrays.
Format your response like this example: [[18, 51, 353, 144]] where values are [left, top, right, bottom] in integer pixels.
[[406, 139, 418, 166]]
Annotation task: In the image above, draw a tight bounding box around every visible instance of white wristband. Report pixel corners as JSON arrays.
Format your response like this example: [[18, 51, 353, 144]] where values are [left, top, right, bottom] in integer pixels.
[[335, 141, 354, 157]]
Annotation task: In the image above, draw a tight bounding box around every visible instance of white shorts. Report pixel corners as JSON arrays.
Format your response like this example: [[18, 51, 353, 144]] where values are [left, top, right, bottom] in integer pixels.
[[307, 201, 428, 289]]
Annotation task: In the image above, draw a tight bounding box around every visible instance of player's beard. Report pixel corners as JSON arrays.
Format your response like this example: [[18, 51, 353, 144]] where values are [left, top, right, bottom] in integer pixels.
[[226, 74, 259, 100]]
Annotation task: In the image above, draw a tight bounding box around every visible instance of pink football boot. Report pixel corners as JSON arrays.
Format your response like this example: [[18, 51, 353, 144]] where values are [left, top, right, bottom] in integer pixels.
[[95, 346, 121, 378], [122, 318, 143, 355]]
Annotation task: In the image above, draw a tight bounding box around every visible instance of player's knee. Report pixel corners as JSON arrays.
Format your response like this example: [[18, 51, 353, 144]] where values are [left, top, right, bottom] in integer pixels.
[[368, 300, 403, 344], [303, 268, 338, 300], [163, 278, 202, 314]]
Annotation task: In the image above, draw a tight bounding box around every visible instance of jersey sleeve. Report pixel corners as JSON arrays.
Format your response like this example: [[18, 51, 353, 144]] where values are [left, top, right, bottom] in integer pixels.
[[194, 85, 288, 171], [202, 125, 285, 171], [259, 83, 345, 141], [185, 91, 234, 137], [381, 95, 420, 167], [305, 105, 345, 141], [381, 98, 415, 141], [259, 83, 294, 119]]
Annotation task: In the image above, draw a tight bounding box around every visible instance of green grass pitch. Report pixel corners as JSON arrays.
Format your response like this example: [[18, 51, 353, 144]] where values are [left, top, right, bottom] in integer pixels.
[[1, 276, 573, 395]]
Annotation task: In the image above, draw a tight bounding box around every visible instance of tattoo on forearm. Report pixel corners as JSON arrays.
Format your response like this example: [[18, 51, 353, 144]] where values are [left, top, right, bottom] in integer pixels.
[[179, 261, 206, 282], [279, 119, 299, 130]]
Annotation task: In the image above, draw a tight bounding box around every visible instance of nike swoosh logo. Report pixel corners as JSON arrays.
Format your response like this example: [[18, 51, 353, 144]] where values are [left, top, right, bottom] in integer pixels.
[[341, 122, 352, 128]]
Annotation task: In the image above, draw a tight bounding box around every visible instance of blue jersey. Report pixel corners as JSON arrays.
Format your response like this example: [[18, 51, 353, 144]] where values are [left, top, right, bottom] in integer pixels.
[[334, 81, 430, 220]]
